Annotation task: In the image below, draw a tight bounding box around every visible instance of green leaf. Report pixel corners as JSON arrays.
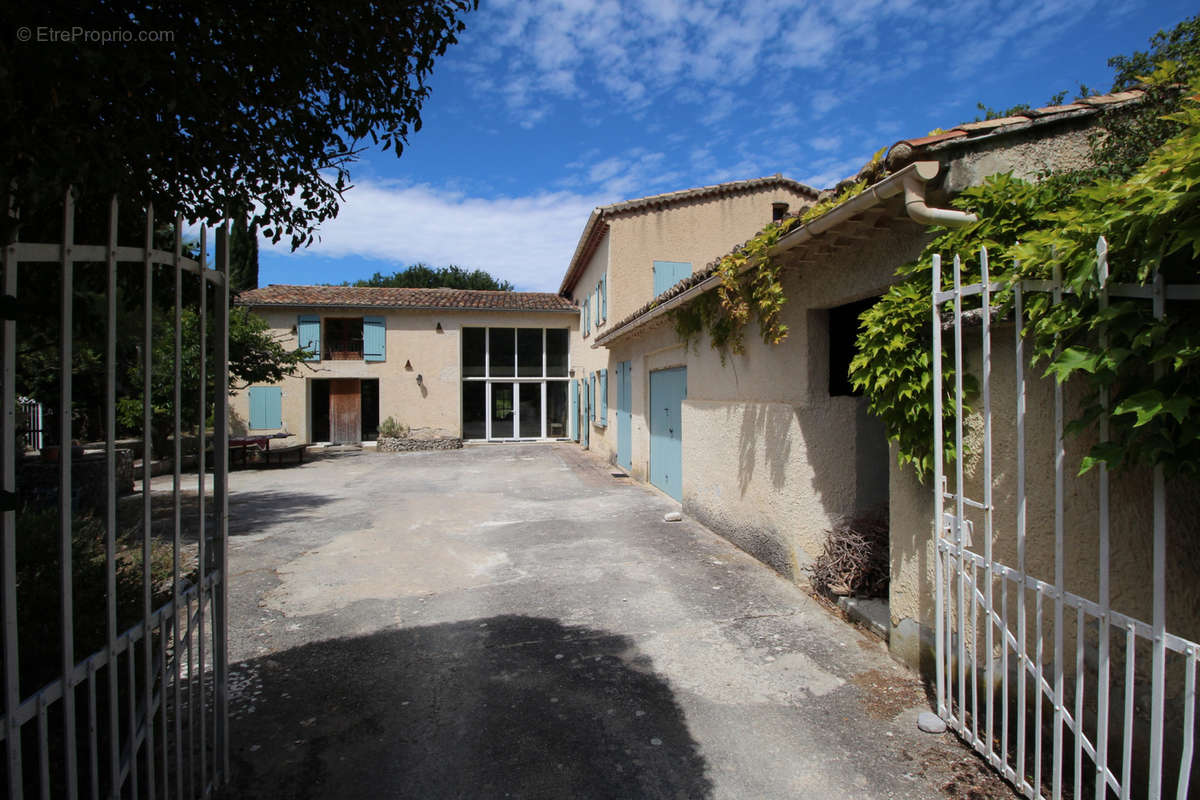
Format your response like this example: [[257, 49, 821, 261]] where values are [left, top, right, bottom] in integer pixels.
[[1113, 389, 1165, 427]]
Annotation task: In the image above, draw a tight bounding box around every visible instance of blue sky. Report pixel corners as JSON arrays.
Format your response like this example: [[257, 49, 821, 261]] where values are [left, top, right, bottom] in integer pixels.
[[259, 0, 1196, 293]]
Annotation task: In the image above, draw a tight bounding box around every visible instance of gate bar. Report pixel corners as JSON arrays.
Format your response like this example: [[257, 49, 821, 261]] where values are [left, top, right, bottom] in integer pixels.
[[3, 199, 24, 797], [1052, 261, 1065, 800], [103, 196, 119, 800], [980, 247, 995, 760], [172, 216, 184, 799], [1096, 237, 1112, 799], [953, 254, 967, 730], [141, 199, 157, 800], [213, 218, 231, 781], [1149, 271, 1166, 799], [59, 187, 80, 800], [197, 225, 209, 792], [932, 254, 946, 719]]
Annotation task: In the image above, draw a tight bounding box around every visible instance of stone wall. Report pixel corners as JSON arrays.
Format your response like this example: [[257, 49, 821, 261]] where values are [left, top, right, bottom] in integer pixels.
[[376, 437, 462, 453]]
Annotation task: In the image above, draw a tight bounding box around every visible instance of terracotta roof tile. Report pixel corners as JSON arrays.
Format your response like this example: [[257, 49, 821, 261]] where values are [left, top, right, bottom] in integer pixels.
[[883, 87, 1144, 173], [236, 285, 576, 313]]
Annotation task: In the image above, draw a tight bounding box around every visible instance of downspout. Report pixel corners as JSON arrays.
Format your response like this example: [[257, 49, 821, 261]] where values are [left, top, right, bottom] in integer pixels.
[[902, 162, 977, 228]]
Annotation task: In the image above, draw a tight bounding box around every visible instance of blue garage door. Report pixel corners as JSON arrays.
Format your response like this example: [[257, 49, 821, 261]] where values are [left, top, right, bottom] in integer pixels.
[[649, 367, 685, 501]]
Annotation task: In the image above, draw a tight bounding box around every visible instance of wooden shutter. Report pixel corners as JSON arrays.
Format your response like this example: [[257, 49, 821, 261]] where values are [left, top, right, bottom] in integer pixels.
[[652, 261, 692, 296], [298, 315, 321, 361], [248, 386, 282, 430], [601, 272, 607, 321], [600, 369, 608, 424], [363, 316, 386, 361]]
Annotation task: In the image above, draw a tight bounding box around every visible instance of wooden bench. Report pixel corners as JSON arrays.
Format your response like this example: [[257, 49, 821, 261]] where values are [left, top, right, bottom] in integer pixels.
[[262, 443, 308, 466]]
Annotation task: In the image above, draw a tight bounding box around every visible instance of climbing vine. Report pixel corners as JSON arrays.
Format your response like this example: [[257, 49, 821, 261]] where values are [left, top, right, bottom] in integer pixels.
[[670, 215, 800, 358], [849, 64, 1200, 481]]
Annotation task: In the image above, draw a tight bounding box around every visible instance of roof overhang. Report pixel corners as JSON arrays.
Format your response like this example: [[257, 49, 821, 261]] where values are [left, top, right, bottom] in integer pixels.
[[594, 162, 940, 347]]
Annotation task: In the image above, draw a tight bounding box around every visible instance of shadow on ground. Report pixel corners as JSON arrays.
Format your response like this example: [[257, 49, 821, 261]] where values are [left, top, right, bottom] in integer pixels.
[[224, 615, 712, 800]]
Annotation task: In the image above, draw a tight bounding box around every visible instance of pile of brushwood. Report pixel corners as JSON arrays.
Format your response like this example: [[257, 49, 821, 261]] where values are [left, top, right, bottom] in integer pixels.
[[807, 517, 889, 599]]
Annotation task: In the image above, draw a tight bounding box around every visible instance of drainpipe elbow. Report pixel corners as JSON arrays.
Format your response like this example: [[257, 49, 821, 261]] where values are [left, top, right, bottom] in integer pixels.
[[902, 173, 978, 229]]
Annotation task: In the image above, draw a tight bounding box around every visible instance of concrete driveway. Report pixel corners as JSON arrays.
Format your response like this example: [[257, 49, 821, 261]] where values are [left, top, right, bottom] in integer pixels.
[[223, 444, 1013, 799]]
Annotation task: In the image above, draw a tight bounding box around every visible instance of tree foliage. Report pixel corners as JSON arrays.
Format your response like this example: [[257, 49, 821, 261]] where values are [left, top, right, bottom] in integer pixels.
[[0, 0, 477, 246], [346, 264, 515, 291]]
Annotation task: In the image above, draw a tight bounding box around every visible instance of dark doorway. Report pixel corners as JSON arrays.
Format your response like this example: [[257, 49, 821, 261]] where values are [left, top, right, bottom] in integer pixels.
[[310, 378, 380, 443], [828, 296, 878, 397]]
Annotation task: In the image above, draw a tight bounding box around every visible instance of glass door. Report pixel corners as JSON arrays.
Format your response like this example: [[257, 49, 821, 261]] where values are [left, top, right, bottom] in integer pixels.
[[517, 382, 543, 439], [489, 382, 515, 439]]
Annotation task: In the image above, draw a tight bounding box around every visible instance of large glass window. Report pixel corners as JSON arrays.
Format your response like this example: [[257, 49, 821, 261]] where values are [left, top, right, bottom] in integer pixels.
[[489, 328, 515, 377], [463, 327, 486, 378], [546, 329, 568, 377], [518, 329, 543, 377], [461, 327, 570, 440]]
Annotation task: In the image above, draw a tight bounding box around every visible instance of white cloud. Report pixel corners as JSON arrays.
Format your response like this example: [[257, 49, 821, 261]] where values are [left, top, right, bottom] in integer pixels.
[[262, 182, 606, 292]]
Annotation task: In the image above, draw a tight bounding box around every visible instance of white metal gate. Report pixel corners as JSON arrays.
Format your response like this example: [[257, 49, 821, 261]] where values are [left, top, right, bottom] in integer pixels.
[[932, 243, 1199, 799], [0, 190, 230, 798]]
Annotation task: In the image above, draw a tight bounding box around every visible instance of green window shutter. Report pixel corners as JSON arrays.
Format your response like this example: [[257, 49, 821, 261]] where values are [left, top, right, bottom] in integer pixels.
[[601, 273, 607, 321], [589, 373, 596, 420], [594, 283, 601, 325], [600, 369, 608, 423], [298, 315, 321, 361], [248, 386, 282, 430], [584, 297, 590, 335], [363, 316, 386, 361]]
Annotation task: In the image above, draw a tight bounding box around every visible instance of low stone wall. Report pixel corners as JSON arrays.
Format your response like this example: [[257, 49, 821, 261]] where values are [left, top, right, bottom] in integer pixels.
[[18, 448, 135, 512], [376, 436, 462, 453]]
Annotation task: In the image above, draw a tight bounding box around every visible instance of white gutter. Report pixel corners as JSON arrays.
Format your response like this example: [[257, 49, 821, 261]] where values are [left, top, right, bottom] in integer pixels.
[[594, 161, 976, 347]]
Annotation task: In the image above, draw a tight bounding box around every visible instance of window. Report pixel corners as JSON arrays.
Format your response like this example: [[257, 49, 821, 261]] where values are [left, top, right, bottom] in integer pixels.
[[828, 297, 878, 397], [325, 317, 363, 360], [248, 386, 282, 430], [461, 327, 571, 440], [652, 260, 692, 296], [489, 328, 515, 377], [583, 296, 591, 336], [772, 202, 790, 221], [546, 329, 568, 377]]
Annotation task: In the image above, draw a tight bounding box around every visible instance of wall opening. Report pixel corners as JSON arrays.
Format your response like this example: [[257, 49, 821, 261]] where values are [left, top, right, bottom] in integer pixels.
[[827, 296, 878, 397], [309, 378, 379, 443]]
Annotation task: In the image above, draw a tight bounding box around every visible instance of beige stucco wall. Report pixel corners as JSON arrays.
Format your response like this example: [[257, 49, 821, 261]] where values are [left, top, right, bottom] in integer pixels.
[[676, 216, 927, 580], [565, 185, 815, 464], [229, 307, 577, 443], [605, 186, 813, 326]]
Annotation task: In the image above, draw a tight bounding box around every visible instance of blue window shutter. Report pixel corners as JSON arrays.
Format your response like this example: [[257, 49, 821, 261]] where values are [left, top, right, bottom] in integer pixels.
[[248, 386, 282, 430], [594, 283, 601, 325], [590, 373, 595, 420], [569, 379, 578, 441], [600, 369, 608, 422], [298, 315, 320, 361], [363, 316, 386, 361], [584, 297, 590, 335], [601, 273, 607, 321], [652, 261, 692, 296]]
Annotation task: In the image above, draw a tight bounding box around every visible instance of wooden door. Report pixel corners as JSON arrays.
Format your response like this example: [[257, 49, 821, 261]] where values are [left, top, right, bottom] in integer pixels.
[[329, 378, 361, 443]]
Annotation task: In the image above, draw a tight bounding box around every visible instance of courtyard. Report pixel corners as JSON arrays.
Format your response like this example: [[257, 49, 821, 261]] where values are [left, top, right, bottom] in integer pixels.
[[220, 444, 1013, 799]]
